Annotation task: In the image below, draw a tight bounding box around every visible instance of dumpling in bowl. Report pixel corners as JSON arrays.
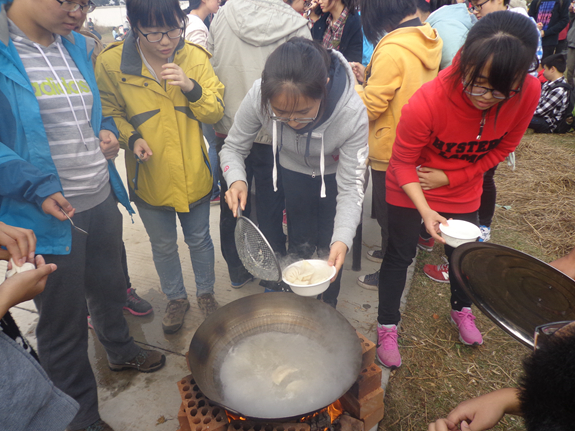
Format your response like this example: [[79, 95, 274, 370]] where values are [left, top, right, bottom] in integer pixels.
[[284, 261, 315, 285]]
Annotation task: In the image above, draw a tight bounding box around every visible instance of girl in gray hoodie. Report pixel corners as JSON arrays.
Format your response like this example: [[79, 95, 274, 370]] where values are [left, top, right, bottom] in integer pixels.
[[220, 38, 369, 307]]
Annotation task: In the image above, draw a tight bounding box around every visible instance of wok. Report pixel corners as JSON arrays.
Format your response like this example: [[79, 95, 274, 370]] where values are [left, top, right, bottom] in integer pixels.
[[451, 242, 575, 348], [187, 293, 362, 420]]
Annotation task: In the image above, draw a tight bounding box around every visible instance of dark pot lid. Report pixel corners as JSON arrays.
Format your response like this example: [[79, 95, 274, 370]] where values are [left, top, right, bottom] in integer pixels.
[[451, 243, 575, 348]]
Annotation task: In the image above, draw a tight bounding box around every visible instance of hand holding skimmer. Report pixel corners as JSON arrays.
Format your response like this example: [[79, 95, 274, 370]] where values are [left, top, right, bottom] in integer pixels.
[[234, 205, 282, 282]]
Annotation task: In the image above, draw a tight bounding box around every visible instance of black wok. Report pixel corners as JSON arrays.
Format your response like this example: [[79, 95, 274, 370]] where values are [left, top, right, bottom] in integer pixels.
[[187, 293, 362, 420]]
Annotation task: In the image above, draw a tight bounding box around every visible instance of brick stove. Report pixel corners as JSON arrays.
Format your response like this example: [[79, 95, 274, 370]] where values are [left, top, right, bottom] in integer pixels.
[[177, 332, 384, 431]]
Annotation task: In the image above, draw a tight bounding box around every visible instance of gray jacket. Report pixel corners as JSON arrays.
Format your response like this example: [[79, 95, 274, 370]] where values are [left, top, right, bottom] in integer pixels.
[[220, 51, 369, 250], [207, 0, 311, 143]]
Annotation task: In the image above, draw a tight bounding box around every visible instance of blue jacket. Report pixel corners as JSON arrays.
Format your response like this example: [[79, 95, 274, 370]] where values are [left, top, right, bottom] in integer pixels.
[[426, 3, 476, 70], [0, 4, 134, 255]]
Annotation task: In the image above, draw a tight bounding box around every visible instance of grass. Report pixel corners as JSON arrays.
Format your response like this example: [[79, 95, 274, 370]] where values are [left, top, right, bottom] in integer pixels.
[[378, 132, 575, 431]]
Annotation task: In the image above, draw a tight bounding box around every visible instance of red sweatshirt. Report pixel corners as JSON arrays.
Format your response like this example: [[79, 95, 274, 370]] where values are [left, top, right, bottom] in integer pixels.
[[386, 67, 540, 214]]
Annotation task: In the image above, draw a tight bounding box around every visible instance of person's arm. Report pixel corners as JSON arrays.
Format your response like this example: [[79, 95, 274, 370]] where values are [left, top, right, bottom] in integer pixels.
[[428, 388, 522, 431], [329, 104, 369, 275], [0, 255, 56, 320], [443, 77, 541, 189], [341, 15, 363, 63], [173, 48, 225, 125], [185, 24, 209, 50], [354, 50, 403, 122], [220, 82, 265, 216], [549, 246, 575, 278]]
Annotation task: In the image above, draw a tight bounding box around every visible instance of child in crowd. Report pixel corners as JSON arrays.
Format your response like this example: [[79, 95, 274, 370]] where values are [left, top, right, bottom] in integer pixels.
[[375, 11, 540, 369], [96, 0, 225, 334], [529, 53, 572, 133], [220, 38, 369, 308]]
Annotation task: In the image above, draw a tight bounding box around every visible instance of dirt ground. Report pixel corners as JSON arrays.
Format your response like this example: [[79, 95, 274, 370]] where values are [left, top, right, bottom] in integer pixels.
[[379, 132, 575, 431]]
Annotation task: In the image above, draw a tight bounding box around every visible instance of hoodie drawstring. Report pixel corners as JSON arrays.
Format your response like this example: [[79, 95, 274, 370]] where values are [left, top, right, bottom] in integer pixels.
[[272, 120, 278, 192], [319, 134, 326, 198], [34, 42, 90, 149]]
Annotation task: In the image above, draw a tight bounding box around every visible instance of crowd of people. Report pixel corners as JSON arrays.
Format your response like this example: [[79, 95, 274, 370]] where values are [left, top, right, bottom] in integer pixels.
[[1, 0, 575, 430]]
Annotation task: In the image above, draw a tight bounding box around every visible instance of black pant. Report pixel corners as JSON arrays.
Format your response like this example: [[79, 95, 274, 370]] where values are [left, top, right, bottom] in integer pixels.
[[217, 138, 286, 283], [378, 204, 477, 325], [529, 115, 552, 133], [282, 167, 342, 306], [543, 44, 558, 60], [478, 165, 497, 227], [371, 169, 389, 255]]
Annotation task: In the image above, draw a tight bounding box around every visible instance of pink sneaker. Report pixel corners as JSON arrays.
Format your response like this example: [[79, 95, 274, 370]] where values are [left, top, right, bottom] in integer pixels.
[[376, 324, 402, 369], [450, 307, 483, 346]]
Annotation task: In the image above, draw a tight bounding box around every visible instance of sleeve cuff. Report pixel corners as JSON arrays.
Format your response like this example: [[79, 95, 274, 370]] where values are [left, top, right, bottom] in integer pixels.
[[128, 133, 142, 151], [183, 79, 202, 103]]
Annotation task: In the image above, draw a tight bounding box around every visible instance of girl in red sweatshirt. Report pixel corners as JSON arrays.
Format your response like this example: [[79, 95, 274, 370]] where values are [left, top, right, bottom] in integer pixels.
[[376, 11, 541, 369]]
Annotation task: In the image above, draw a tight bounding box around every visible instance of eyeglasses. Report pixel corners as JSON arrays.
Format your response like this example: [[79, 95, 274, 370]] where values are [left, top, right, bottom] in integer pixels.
[[470, 0, 490, 11], [137, 27, 184, 43], [462, 79, 521, 100], [533, 321, 573, 352], [56, 0, 96, 14], [269, 103, 321, 125]]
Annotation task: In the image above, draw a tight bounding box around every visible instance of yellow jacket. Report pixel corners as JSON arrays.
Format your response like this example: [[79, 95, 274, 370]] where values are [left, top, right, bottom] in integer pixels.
[[355, 23, 442, 171], [95, 34, 225, 212]]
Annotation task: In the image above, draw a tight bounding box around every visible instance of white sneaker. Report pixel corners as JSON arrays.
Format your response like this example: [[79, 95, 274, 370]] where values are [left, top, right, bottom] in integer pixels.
[[479, 225, 491, 242]]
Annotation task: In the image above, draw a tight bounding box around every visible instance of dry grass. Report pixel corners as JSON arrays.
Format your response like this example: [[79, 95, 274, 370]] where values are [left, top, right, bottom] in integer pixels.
[[379, 133, 575, 431]]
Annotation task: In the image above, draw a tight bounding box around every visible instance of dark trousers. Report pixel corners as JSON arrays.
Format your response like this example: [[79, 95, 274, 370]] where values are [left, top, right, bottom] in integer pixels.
[[378, 204, 477, 325], [34, 193, 140, 430], [217, 138, 286, 282], [282, 167, 342, 305], [543, 44, 558, 60], [372, 169, 389, 255], [529, 115, 552, 133], [478, 165, 497, 227]]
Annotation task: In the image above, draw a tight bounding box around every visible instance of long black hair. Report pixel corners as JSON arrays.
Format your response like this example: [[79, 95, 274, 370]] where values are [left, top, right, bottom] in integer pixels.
[[452, 10, 538, 99], [321, 0, 358, 14], [261, 38, 331, 116], [360, 0, 418, 46], [183, 0, 202, 14], [127, 0, 188, 30]]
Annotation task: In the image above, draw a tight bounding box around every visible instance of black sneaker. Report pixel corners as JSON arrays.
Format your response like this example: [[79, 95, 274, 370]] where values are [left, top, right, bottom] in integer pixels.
[[357, 271, 379, 291], [124, 288, 153, 316], [108, 348, 166, 373]]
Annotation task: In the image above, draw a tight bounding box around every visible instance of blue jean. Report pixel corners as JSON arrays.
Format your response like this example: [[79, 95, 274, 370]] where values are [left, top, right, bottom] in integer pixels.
[[136, 199, 215, 300], [202, 123, 220, 200]]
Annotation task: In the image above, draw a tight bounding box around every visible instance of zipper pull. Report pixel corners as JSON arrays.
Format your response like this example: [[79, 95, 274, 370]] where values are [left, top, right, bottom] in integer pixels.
[[477, 111, 487, 140]]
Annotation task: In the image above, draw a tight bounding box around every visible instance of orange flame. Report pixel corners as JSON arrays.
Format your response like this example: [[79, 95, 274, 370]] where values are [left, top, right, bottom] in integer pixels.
[[327, 400, 343, 423]]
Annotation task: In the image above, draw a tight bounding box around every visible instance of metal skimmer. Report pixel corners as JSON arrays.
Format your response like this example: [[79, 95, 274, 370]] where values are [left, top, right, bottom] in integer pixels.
[[234, 206, 282, 282]]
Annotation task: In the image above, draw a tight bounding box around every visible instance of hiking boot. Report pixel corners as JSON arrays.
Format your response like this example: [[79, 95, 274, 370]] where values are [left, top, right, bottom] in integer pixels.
[[357, 271, 379, 290], [366, 249, 384, 263], [197, 293, 219, 317], [417, 235, 435, 252], [124, 288, 153, 316], [376, 324, 401, 369], [231, 274, 254, 289], [108, 348, 166, 373], [479, 225, 491, 242], [162, 298, 190, 334], [451, 307, 483, 346], [423, 262, 450, 283], [75, 419, 114, 431]]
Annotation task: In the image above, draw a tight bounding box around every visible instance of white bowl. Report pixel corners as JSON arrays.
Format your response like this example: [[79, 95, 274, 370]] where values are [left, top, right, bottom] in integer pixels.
[[282, 259, 336, 297], [439, 220, 481, 248]]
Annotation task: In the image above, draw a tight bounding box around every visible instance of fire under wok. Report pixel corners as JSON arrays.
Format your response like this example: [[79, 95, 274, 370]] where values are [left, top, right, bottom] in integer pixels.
[[187, 293, 363, 420]]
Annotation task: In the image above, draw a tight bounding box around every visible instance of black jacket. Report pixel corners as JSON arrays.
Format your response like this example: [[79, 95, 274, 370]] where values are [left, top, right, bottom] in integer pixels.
[[529, 0, 570, 47], [311, 12, 363, 63]]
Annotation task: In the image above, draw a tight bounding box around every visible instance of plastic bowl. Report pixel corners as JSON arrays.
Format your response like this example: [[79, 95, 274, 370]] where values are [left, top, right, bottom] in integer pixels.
[[282, 259, 336, 297], [439, 220, 481, 248]]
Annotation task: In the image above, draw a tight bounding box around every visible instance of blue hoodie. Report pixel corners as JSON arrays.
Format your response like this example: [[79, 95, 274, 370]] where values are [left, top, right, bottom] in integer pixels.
[[0, 2, 133, 255], [426, 3, 476, 70]]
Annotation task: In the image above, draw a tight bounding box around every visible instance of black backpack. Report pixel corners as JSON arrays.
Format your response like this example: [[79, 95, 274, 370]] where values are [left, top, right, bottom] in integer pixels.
[[551, 81, 575, 134]]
